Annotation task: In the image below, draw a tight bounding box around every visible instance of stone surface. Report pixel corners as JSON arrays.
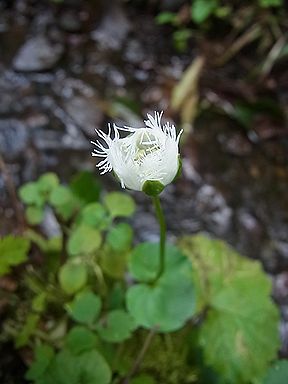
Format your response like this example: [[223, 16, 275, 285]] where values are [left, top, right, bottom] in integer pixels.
[[13, 36, 64, 72], [63, 95, 103, 135], [0, 119, 29, 157], [91, 4, 131, 50]]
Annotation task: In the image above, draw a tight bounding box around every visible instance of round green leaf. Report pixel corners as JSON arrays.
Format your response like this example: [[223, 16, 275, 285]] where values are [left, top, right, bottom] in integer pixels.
[[199, 276, 280, 383], [49, 185, 77, 220], [67, 290, 102, 324], [49, 185, 73, 206], [100, 247, 128, 279], [126, 253, 195, 332], [19, 182, 44, 206], [104, 192, 135, 218], [66, 326, 98, 354], [67, 225, 102, 256], [40, 349, 111, 384], [97, 310, 136, 343], [129, 243, 184, 282], [80, 203, 109, 229], [180, 235, 280, 383], [26, 206, 44, 225], [106, 223, 133, 252], [59, 262, 87, 295], [38, 173, 59, 193], [0, 236, 30, 276]]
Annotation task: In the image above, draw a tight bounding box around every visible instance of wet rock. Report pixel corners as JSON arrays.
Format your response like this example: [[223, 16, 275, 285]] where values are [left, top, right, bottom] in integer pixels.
[[236, 209, 264, 255], [40, 208, 61, 238], [279, 321, 288, 357], [196, 184, 232, 235], [132, 209, 159, 243], [91, 4, 131, 51], [124, 39, 145, 65], [218, 132, 253, 156], [24, 112, 49, 129], [273, 272, 288, 303], [0, 119, 29, 158], [63, 95, 104, 135], [13, 36, 64, 72], [33, 130, 66, 150], [275, 240, 288, 260]]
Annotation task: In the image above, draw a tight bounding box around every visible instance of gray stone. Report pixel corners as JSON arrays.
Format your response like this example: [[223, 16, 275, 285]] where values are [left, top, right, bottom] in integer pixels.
[[91, 4, 131, 51], [0, 119, 29, 158], [13, 36, 64, 72], [63, 95, 103, 135]]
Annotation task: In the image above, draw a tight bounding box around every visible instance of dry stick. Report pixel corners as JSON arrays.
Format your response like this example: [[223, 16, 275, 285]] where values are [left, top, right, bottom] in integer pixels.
[[261, 36, 286, 77], [122, 329, 155, 384], [215, 25, 261, 66], [0, 154, 25, 233]]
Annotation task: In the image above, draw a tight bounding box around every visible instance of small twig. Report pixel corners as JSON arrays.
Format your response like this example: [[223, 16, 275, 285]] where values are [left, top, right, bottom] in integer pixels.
[[261, 36, 286, 77], [93, 262, 107, 296], [215, 25, 261, 66], [122, 330, 155, 384], [0, 154, 25, 233]]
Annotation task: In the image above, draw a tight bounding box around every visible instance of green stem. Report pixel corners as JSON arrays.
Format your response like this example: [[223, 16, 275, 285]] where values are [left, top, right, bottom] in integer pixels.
[[152, 196, 166, 282]]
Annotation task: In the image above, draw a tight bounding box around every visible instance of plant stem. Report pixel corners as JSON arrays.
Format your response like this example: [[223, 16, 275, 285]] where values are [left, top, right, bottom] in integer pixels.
[[122, 330, 155, 384], [152, 196, 166, 282]]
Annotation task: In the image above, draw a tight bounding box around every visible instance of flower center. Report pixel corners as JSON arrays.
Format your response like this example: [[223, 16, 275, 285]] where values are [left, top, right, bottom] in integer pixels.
[[133, 131, 161, 164]]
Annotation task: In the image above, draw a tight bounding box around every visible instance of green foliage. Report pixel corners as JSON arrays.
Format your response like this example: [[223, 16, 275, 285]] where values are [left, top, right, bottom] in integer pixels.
[[26, 344, 55, 381], [179, 235, 280, 383], [26, 206, 44, 225], [156, 12, 178, 26], [0, 235, 30, 275], [131, 375, 157, 384], [97, 310, 136, 343], [191, 0, 218, 24], [104, 192, 136, 218], [262, 360, 288, 383], [156, 0, 284, 53], [259, 0, 282, 7], [67, 291, 102, 325], [67, 224, 102, 256], [8, 172, 281, 384], [19, 182, 45, 207], [15, 313, 40, 348], [100, 245, 128, 279], [38, 173, 59, 193], [80, 203, 109, 230], [65, 326, 98, 354], [127, 244, 196, 332], [127, 332, 198, 384], [59, 261, 87, 295], [70, 171, 101, 204], [49, 185, 78, 220], [106, 223, 133, 252], [28, 348, 111, 384]]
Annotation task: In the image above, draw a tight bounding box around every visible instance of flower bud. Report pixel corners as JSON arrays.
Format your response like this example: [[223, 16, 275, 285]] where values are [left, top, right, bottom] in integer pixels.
[[91, 112, 182, 192]]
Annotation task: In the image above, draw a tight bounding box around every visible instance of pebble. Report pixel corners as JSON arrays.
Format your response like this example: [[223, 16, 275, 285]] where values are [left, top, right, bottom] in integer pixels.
[[13, 36, 64, 72]]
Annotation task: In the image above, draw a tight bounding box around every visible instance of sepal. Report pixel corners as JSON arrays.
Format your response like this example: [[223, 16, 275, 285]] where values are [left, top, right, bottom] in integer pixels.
[[142, 180, 165, 196]]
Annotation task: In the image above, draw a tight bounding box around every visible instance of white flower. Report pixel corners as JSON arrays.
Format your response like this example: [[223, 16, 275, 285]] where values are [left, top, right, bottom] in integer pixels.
[[91, 111, 182, 192]]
